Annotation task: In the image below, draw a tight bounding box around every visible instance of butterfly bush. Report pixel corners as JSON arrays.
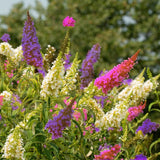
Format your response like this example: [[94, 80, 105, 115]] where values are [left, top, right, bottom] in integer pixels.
[[45, 98, 75, 140], [40, 54, 65, 98], [0, 13, 160, 160], [80, 43, 101, 89], [22, 11, 43, 69], [118, 71, 159, 106], [2, 129, 25, 160], [0, 42, 14, 57], [95, 73, 159, 129], [61, 53, 80, 95], [95, 100, 129, 129], [94, 50, 140, 94], [0, 42, 23, 66]]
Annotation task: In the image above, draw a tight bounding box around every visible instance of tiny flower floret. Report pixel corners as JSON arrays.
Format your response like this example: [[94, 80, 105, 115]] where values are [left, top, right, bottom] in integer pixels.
[[63, 16, 76, 27]]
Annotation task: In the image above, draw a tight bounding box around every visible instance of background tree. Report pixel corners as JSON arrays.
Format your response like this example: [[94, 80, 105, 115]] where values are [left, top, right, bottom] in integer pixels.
[[0, 0, 160, 76]]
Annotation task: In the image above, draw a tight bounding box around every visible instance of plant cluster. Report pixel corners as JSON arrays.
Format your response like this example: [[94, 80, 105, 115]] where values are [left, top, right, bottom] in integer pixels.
[[0, 12, 160, 160]]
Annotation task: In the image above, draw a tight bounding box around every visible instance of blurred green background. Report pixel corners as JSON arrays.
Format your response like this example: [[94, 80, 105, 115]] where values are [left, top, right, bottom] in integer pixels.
[[0, 0, 160, 76]]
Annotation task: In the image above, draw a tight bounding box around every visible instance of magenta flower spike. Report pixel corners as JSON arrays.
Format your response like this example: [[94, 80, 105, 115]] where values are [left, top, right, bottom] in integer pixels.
[[94, 50, 140, 94]]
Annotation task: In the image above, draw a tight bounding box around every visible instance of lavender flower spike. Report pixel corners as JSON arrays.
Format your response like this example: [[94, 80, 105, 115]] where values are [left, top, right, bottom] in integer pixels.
[[45, 97, 76, 140], [22, 11, 43, 68], [80, 43, 101, 89]]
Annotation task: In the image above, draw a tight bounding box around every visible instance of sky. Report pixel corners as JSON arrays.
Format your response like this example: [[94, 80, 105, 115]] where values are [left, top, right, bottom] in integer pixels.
[[0, 0, 48, 16]]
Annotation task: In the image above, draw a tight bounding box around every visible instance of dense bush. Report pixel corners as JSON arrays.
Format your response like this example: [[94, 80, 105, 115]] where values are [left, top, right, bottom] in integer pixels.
[[0, 12, 160, 160]]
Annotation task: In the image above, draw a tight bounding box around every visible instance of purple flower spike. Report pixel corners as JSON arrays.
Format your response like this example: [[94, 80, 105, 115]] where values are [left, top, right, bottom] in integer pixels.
[[80, 43, 101, 89], [22, 11, 43, 68], [0, 33, 11, 42], [136, 118, 159, 135], [45, 98, 76, 140]]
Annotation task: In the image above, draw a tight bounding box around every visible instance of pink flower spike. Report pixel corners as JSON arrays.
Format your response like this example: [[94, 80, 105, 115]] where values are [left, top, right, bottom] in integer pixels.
[[94, 50, 140, 94], [63, 16, 76, 27]]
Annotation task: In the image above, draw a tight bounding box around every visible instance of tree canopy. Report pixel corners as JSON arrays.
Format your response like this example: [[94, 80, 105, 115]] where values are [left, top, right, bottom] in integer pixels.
[[0, 0, 160, 76]]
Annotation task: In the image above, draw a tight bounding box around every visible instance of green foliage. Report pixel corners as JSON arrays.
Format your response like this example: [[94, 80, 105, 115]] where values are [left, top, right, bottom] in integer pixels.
[[0, 3, 160, 159], [1, 0, 160, 75]]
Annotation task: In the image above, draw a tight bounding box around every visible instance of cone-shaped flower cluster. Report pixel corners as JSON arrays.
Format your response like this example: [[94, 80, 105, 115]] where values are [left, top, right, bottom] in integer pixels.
[[136, 118, 159, 135], [61, 53, 80, 95], [94, 50, 140, 94], [80, 43, 101, 89], [43, 45, 57, 72], [95, 101, 128, 129], [94, 144, 121, 160], [40, 54, 65, 98], [22, 11, 43, 68], [0, 42, 23, 65], [127, 102, 146, 121], [11, 46, 23, 65], [2, 129, 25, 160], [118, 70, 159, 106], [45, 98, 75, 140], [0, 42, 14, 57]]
